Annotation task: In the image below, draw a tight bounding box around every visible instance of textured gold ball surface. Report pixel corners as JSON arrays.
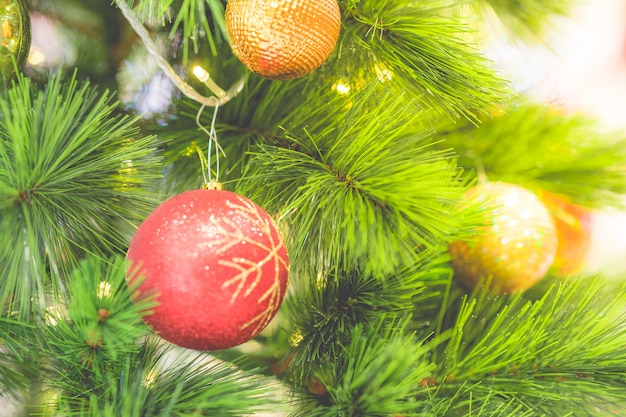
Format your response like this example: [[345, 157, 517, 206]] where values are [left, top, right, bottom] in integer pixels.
[[225, 0, 341, 80], [449, 182, 558, 293], [0, 0, 30, 79]]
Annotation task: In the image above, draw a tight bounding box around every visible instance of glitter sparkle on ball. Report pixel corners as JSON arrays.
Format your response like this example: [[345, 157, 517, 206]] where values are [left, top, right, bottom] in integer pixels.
[[449, 182, 559, 293], [127, 189, 290, 351]]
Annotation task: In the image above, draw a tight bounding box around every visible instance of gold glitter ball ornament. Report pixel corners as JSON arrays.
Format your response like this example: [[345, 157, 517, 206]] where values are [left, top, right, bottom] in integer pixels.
[[0, 0, 30, 79], [449, 182, 558, 294], [225, 0, 341, 80]]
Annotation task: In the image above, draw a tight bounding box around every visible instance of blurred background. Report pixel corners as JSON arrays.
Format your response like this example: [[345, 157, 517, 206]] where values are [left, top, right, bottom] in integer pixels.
[[485, 0, 626, 278]]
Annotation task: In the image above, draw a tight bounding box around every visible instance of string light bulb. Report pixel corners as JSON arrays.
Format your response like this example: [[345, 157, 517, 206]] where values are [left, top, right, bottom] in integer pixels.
[[192, 65, 226, 99], [192, 65, 209, 83]]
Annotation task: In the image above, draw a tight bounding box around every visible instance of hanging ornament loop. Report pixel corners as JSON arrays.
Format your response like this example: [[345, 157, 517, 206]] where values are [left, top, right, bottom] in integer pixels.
[[114, 0, 232, 190], [195, 104, 224, 189], [114, 0, 244, 107]]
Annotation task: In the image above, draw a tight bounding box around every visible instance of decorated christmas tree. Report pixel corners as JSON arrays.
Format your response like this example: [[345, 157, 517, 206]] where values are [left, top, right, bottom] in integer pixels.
[[1, 0, 626, 415]]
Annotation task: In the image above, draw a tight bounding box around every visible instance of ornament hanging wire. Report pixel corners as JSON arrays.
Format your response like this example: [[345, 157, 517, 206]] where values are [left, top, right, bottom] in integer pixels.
[[114, 0, 233, 189], [196, 104, 223, 190], [114, 0, 244, 107]]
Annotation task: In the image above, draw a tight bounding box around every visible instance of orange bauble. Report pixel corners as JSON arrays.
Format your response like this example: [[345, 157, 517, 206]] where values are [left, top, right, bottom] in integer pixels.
[[539, 191, 593, 275], [225, 0, 341, 80], [449, 182, 558, 293]]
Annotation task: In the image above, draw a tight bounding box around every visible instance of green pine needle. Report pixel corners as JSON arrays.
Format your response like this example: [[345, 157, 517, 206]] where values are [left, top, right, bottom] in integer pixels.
[[337, 0, 510, 122], [43, 256, 154, 391], [297, 317, 434, 417], [438, 99, 626, 208], [128, 0, 227, 60], [0, 71, 161, 318], [57, 342, 286, 416], [431, 278, 626, 415], [239, 88, 470, 277], [287, 251, 448, 385], [424, 385, 540, 416], [0, 316, 35, 397], [135, 350, 284, 416]]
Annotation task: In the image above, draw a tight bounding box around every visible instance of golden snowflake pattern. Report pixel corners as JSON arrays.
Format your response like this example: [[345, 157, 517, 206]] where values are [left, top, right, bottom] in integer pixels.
[[199, 196, 288, 334]]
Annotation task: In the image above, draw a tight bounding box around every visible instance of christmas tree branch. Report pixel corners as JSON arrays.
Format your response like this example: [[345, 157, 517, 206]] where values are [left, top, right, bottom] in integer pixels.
[[424, 384, 540, 416], [438, 99, 626, 207], [0, 71, 161, 318], [43, 256, 154, 394], [296, 317, 435, 417], [56, 342, 284, 416], [337, 0, 510, 122], [154, 76, 295, 194], [43, 256, 284, 416], [238, 87, 471, 277], [286, 256, 445, 384], [429, 278, 626, 415], [0, 316, 35, 398]]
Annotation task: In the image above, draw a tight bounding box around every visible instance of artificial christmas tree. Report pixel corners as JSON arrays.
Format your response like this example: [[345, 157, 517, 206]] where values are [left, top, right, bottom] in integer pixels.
[[1, 0, 626, 416]]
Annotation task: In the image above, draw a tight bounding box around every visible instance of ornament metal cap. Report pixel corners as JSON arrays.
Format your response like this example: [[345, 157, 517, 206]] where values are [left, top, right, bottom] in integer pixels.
[[203, 180, 223, 190]]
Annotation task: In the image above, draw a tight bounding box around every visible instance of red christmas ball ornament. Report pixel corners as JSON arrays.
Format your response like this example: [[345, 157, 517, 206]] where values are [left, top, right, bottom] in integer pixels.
[[127, 189, 290, 350], [449, 182, 558, 293], [225, 0, 341, 80]]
